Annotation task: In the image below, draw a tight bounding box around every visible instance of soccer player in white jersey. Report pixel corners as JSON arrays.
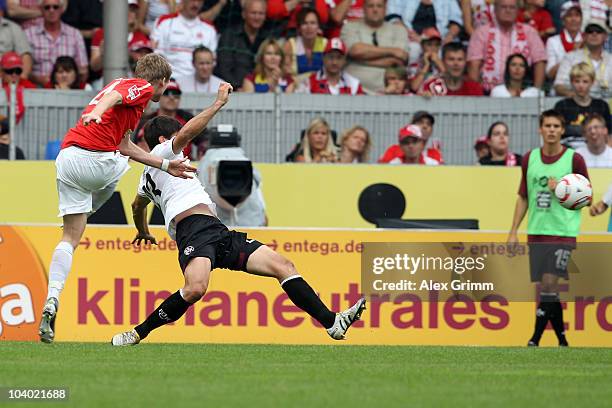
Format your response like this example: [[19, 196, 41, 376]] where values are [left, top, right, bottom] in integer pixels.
[[111, 83, 366, 345]]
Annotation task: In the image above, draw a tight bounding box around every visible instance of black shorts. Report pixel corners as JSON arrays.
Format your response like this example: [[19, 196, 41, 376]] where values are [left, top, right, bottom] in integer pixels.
[[528, 243, 574, 282], [175, 214, 264, 272]]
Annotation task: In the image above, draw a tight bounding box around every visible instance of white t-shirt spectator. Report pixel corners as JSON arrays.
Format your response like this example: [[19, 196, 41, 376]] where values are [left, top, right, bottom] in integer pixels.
[[575, 145, 612, 168], [554, 49, 612, 99], [175, 73, 223, 93], [546, 31, 583, 77], [490, 85, 540, 97], [152, 13, 218, 77]]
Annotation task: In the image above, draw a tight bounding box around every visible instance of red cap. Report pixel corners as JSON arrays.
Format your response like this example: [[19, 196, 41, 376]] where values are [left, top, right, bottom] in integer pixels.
[[324, 38, 347, 55], [398, 124, 423, 142], [474, 136, 489, 148], [165, 79, 181, 93], [421, 27, 442, 41], [1, 52, 22, 70], [129, 39, 153, 52]]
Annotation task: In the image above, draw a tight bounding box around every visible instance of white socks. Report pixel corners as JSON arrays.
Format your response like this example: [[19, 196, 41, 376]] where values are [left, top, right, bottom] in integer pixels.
[[46, 241, 74, 301]]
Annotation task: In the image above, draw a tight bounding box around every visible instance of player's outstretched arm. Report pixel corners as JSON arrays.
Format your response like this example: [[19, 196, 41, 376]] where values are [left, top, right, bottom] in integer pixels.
[[171, 82, 233, 154], [508, 195, 528, 247], [82, 90, 123, 125], [131, 194, 157, 245], [118, 136, 197, 179], [590, 201, 609, 216]]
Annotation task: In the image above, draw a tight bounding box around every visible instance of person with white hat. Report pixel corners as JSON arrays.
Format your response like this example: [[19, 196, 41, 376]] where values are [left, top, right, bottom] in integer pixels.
[[554, 19, 612, 98], [546, 1, 583, 80]]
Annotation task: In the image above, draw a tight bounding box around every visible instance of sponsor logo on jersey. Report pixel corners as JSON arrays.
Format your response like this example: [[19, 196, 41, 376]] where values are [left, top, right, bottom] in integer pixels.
[[127, 85, 141, 101], [184, 246, 194, 256]]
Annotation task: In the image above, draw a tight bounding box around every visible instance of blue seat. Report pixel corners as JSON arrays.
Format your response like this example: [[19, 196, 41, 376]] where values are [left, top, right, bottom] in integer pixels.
[[44, 140, 62, 160]]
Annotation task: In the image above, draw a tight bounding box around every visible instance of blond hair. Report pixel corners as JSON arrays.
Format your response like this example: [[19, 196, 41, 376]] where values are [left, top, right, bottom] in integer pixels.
[[135, 53, 173, 83], [301, 118, 338, 163], [255, 39, 285, 78], [570, 62, 596, 82], [339, 125, 372, 162]]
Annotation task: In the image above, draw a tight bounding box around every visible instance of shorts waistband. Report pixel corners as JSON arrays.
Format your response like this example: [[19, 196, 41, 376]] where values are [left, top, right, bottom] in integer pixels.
[[176, 213, 219, 231], [65, 145, 119, 157]]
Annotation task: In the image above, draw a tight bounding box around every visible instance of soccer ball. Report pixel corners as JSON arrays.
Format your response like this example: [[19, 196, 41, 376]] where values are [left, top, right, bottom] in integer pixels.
[[554, 174, 592, 210]]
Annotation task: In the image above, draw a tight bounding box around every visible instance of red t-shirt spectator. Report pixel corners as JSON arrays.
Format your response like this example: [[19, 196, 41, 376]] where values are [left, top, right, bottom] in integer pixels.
[[267, 0, 329, 32], [325, 0, 364, 38], [420, 76, 484, 96], [91, 28, 149, 50], [2, 78, 36, 124], [378, 144, 444, 164], [62, 78, 153, 152], [517, 8, 554, 38], [2, 78, 36, 89]]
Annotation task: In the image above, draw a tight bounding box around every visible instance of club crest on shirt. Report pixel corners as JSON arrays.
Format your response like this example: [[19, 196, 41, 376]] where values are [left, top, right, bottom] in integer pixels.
[[124, 129, 133, 138], [127, 85, 140, 101]]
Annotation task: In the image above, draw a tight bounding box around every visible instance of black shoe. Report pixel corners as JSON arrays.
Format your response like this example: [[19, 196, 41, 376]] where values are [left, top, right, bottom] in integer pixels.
[[527, 340, 539, 347], [559, 338, 569, 347]]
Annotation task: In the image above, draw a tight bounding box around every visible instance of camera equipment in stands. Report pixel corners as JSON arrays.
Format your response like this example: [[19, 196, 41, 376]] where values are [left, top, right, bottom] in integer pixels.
[[198, 125, 266, 226], [209, 123, 241, 148]]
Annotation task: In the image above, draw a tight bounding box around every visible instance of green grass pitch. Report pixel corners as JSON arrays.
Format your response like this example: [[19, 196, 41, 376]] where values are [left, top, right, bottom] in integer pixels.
[[1, 342, 611, 407]]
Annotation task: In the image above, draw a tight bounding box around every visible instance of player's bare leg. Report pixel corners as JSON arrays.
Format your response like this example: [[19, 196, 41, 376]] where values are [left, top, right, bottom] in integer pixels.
[[246, 245, 366, 340], [39, 213, 87, 343], [112, 257, 211, 346]]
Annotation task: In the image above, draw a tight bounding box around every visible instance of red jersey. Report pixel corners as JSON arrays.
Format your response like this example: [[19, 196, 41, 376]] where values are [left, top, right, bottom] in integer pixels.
[[62, 78, 154, 152], [517, 8, 554, 37], [91, 28, 149, 49], [378, 143, 444, 164], [420, 76, 484, 96]]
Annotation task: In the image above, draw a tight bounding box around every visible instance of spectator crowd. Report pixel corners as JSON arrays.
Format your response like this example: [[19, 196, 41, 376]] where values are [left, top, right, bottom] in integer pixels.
[[0, 0, 610, 165]]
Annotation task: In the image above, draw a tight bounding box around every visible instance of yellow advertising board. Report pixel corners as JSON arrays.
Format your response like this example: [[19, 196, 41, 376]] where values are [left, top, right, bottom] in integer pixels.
[[1, 162, 611, 231], [1, 225, 610, 347]]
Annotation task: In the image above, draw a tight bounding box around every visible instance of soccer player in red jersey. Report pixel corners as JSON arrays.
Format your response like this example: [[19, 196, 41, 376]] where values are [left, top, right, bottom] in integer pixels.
[[38, 53, 197, 343]]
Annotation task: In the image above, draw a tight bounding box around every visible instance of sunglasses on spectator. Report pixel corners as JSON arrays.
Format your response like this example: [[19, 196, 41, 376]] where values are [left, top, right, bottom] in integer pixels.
[[585, 26, 605, 34], [4, 68, 22, 75], [43, 4, 61, 10], [163, 90, 181, 97]]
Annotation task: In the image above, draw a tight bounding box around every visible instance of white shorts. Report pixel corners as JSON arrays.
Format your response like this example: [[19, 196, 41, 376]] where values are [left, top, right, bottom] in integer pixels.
[[55, 146, 130, 217]]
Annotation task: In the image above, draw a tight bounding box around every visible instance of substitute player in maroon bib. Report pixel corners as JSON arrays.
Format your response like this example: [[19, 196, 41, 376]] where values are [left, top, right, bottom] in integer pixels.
[[39, 53, 197, 344]]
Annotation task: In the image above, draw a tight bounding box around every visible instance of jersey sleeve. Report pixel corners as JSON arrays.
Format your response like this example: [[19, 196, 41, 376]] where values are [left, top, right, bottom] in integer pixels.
[[152, 139, 182, 160], [572, 152, 589, 180], [115, 79, 154, 108], [518, 151, 531, 198], [91, 28, 104, 48]]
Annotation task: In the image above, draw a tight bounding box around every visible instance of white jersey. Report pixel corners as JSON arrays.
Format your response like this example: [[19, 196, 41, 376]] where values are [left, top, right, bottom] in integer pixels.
[[175, 73, 223, 93], [137, 139, 215, 240], [152, 13, 218, 77]]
